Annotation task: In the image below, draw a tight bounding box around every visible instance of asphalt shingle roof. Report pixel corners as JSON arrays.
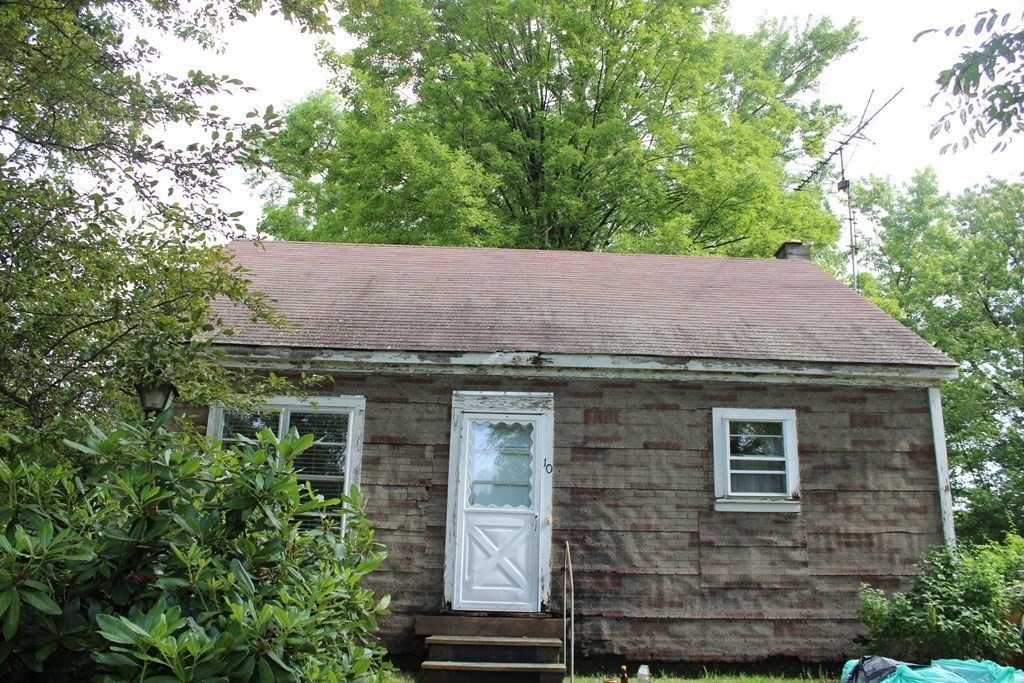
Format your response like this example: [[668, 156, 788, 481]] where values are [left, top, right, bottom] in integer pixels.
[[218, 240, 956, 369]]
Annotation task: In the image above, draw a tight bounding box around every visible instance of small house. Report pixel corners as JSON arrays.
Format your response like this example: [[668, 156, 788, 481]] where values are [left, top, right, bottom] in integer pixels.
[[207, 239, 957, 674]]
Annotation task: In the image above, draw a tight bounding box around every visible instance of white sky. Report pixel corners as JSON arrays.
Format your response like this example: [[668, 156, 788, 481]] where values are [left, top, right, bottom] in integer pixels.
[[729, 0, 1021, 192], [162, 1, 1023, 225]]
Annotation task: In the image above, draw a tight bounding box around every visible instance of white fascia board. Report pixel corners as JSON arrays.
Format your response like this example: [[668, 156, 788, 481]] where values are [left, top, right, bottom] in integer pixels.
[[212, 345, 959, 386]]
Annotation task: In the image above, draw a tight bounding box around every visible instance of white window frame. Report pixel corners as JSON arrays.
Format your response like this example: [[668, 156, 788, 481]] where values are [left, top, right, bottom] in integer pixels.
[[207, 396, 366, 496], [712, 407, 800, 513]]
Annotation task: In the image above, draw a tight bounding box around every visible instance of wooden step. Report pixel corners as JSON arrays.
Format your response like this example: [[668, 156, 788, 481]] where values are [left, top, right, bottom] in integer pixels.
[[416, 614, 563, 638], [422, 661, 565, 672], [421, 660, 566, 683], [418, 615, 566, 682], [426, 635, 562, 648], [425, 635, 562, 664]]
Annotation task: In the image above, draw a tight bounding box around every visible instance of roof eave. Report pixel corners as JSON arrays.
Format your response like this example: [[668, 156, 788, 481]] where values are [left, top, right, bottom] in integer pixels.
[[212, 344, 959, 387]]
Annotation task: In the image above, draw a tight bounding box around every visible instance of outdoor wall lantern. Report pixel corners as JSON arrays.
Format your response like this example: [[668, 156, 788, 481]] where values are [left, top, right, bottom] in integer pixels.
[[135, 379, 177, 416]]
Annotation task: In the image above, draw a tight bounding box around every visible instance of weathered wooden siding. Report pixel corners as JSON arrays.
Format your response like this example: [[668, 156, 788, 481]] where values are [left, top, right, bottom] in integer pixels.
[[314, 373, 942, 663]]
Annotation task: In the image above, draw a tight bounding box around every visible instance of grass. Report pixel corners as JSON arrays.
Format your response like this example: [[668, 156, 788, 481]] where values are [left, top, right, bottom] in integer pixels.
[[569, 679, 831, 683], [382, 671, 837, 683]]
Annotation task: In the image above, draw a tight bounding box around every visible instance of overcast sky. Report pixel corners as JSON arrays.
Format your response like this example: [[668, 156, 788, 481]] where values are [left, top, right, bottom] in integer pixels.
[[730, 0, 1020, 191], [165, 1, 1022, 226]]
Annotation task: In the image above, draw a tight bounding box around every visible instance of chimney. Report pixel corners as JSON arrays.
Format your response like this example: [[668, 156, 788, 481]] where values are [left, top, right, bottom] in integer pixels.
[[774, 240, 810, 261]]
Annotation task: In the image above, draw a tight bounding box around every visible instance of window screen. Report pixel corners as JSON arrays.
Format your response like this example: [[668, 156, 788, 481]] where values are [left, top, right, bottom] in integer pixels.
[[727, 420, 787, 494], [215, 400, 361, 511]]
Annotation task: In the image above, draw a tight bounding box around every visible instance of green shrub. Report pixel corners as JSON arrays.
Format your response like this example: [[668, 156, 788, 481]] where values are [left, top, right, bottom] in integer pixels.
[[0, 412, 390, 681], [859, 538, 1024, 662]]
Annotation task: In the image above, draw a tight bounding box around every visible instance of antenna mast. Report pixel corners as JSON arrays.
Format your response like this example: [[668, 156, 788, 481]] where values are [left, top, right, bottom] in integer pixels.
[[794, 89, 902, 291], [837, 147, 857, 291]]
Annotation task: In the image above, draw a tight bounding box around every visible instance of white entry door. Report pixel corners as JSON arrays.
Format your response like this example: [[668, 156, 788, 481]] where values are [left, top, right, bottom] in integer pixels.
[[445, 392, 554, 613]]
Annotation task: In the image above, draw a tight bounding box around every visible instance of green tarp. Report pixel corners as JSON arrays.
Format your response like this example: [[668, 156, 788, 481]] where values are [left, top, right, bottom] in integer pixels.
[[843, 657, 1024, 683]]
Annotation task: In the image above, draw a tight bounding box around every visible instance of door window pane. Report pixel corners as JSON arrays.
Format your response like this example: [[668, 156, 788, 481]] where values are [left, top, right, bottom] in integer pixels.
[[468, 421, 534, 508], [470, 483, 532, 507]]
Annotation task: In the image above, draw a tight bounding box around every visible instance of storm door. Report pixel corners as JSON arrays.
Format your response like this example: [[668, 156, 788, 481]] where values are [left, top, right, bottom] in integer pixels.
[[445, 392, 554, 613]]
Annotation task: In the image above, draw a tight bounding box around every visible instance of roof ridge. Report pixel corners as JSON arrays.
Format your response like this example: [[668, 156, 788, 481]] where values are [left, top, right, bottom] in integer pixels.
[[229, 238, 818, 264]]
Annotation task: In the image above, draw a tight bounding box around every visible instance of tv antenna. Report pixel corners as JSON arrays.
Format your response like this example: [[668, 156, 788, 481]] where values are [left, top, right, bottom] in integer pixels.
[[795, 89, 902, 291]]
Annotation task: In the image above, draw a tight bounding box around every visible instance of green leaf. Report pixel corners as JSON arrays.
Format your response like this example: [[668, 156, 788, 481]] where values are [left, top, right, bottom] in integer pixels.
[[294, 499, 322, 515], [266, 650, 290, 671], [351, 655, 371, 675], [153, 577, 192, 590], [37, 518, 53, 547], [95, 613, 143, 645], [257, 657, 274, 683], [91, 650, 138, 667], [224, 495, 256, 509], [230, 558, 255, 595], [61, 439, 103, 457], [0, 588, 14, 618], [21, 589, 61, 616], [2, 589, 19, 640], [291, 433, 315, 456], [19, 579, 51, 592]]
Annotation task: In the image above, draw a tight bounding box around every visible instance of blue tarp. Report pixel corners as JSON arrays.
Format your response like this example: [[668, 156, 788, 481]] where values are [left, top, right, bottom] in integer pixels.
[[842, 657, 1024, 683]]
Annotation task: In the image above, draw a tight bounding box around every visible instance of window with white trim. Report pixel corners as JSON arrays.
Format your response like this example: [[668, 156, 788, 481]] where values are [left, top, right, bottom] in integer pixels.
[[208, 396, 365, 507], [712, 408, 800, 512]]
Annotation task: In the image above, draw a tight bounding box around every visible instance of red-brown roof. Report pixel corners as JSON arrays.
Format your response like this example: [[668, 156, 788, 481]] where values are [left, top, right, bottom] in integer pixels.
[[217, 240, 955, 369]]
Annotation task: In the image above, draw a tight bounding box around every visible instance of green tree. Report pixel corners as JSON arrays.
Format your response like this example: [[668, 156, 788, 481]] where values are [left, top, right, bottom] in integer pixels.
[[857, 172, 1024, 542], [854, 168, 955, 318], [0, 0, 334, 437], [0, 8, 393, 678], [917, 8, 1024, 153], [255, 0, 856, 256]]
